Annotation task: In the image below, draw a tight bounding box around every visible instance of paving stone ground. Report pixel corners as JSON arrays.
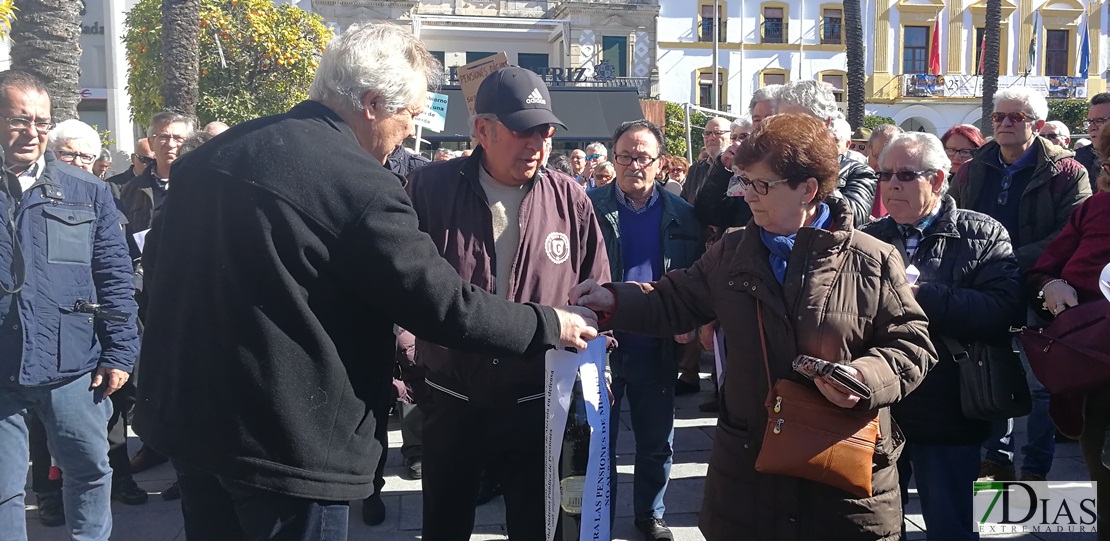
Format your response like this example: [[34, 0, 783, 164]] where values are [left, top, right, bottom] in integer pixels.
[[24, 355, 1097, 540]]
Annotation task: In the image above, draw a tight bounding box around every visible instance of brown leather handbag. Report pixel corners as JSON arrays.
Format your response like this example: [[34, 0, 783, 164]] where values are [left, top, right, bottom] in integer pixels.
[[752, 303, 881, 498]]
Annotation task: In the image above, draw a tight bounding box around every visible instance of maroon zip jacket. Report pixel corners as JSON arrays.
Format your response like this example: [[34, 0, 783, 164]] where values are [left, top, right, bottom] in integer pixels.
[[406, 146, 611, 408]]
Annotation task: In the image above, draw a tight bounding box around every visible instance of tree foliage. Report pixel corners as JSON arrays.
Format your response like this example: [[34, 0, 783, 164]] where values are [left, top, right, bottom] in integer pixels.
[[663, 102, 712, 160], [1047, 99, 1089, 134], [0, 0, 15, 36], [124, 0, 332, 130], [863, 115, 897, 130]]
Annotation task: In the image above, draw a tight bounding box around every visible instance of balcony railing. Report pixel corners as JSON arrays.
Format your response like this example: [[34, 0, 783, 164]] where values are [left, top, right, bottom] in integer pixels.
[[821, 22, 842, 45], [699, 19, 727, 42], [761, 20, 787, 44], [899, 74, 1089, 99]]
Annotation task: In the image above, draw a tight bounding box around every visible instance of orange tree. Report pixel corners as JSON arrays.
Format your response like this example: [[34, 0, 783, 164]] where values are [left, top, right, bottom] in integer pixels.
[[124, 0, 332, 129]]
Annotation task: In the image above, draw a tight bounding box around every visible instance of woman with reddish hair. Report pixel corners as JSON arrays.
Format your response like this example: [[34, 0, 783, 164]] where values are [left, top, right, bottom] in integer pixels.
[[571, 114, 935, 540], [941, 124, 986, 176]]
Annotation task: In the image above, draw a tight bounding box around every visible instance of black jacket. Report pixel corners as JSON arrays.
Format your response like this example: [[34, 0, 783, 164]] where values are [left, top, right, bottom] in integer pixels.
[[132, 100, 564, 501], [679, 157, 713, 205], [837, 154, 878, 226], [861, 196, 1023, 444], [692, 154, 874, 229]]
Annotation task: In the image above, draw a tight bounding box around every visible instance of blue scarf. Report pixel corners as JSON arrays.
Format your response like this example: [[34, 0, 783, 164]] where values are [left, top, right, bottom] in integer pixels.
[[759, 203, 832, 284]]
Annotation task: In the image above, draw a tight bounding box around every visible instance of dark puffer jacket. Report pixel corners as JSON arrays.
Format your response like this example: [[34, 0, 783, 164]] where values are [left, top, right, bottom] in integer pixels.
[[952, 138, 1090, 271], [861, 196, 1023, 444]]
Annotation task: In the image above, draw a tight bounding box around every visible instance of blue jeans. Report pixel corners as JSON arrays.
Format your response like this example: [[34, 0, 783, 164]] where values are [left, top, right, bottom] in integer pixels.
[[982, 340, 1055, 477], [899, 443, 981, 541], [175, 459, 349, 541], [0, 373, 113, 541], [609, 347, 675, 521]]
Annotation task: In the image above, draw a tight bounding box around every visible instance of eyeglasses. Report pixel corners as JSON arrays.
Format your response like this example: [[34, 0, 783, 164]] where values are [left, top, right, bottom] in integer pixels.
[[997, 175, 1014, 206], [594, 174, 613, 181], [877, 170, 934, 183], [613, 154, 660, 167], [134, 155, 155, 166], [944, 147, 976, 159], [991, 111, 1036, 124], [851, 143, 868, 152], [55, 149, 97, 164], [670, 168, 685, 174], [152, 133, 187, 144], [504, 123, 556, 139], [730, 173, 790, 195], [1041, 133, 1062, 141], [586, 153, 603, 161], [1083, 117, 1110, 131], [2, 115, 54, 132], [704, 130, 729, 138], [730, 132, 751, 142]]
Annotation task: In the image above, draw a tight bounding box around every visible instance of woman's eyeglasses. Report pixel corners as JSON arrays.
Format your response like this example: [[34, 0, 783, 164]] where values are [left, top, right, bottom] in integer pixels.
[[728, 173, 789, 195], [944, 148, 976, 159]]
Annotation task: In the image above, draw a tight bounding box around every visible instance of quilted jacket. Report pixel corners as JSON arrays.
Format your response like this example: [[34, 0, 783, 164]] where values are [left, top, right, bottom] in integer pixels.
[[0, 153, 139, 385]]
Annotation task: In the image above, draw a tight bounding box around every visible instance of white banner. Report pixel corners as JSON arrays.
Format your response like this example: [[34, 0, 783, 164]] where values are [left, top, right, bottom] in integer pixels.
[[544, 338, 611, 541]]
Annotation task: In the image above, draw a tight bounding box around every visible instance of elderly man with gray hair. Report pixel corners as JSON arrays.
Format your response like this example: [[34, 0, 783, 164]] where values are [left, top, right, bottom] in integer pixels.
[[953, 84, 1090, 489], [47, 119, 101, 173], [1039, 120, 1071, 149], [863, 131, 1022, 541], [119, 111, 195, 232], [131, 22, 599, 540]]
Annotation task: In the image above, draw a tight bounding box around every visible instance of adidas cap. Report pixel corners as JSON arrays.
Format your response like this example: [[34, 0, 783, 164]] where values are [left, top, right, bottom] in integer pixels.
[[475, 66, 567, 132]]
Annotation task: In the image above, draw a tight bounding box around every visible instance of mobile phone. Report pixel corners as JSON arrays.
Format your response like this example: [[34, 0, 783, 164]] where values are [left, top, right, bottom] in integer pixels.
[[792, 355, 873, 400]]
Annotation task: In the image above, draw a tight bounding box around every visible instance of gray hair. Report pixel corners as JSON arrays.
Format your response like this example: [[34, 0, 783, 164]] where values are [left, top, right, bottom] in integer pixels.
[[879, 132, 951, 195], [774, 80, 839, 121], [732, 115, 753, 130], [586, 142, 608, 157], [1042, 120, 1071, 140], [148, 111, 195, 136], [993, 86, 1049, 121], [433, 147, 452, 159], [749, 84, 782, 113], [869, 123, 904, 145], [470, 113, 499, 138], [309, 21, 443, 115], [593, 161, 614, 177], [47, 119, 101, 156], [829, 117, 852, 147]]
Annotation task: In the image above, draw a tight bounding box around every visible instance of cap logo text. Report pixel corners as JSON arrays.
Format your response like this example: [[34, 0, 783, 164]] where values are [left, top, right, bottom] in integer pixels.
[[526, 88, 547, 105]]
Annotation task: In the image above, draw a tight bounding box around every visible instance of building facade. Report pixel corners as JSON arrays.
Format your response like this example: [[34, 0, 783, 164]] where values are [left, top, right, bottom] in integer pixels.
[[659, 0, 1108, 136]]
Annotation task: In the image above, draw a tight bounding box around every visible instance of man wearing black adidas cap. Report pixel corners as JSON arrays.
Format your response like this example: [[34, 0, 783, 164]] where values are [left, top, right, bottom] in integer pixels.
[[406, 66, 611, 539]]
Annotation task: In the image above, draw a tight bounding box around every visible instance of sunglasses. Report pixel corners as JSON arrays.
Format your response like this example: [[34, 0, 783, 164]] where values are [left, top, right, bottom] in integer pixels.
[[851, 143, 868, 152], [876, 170, 934, 183], [991, 111, 1036, 124], [506, 124, 556, 139], [670, 168, 685, 174], [586, 153, 602, 161], [135, 155, 155, 165]]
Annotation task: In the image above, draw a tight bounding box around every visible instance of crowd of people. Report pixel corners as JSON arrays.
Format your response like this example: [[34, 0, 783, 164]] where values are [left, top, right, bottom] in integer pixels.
[[0, 19, 1107, 541]]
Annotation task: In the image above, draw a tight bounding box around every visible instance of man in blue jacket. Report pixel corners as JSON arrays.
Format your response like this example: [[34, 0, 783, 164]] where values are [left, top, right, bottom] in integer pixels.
[[0, 70, 139, 541], [588, 120, 704, 541]]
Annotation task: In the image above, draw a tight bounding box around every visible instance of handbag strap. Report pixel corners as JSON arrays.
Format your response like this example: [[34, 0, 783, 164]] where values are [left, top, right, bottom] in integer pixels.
[[757, 300, 772, 390], [939, 335, 970, 362]]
